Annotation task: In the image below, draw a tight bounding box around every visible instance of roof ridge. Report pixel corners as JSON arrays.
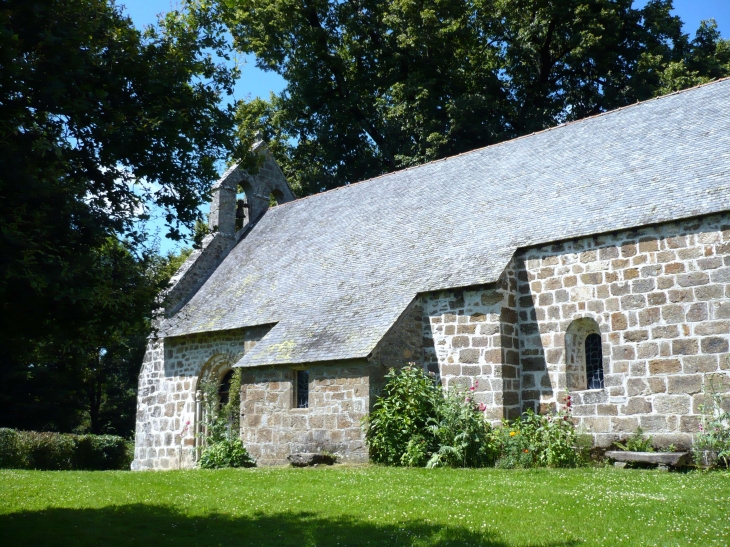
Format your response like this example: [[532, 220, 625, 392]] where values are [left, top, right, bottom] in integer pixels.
[[272, 76, 730, 206]]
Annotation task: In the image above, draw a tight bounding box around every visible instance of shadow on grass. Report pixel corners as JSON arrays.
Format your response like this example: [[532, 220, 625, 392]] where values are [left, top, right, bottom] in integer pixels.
[[1, 504, 581, 547]]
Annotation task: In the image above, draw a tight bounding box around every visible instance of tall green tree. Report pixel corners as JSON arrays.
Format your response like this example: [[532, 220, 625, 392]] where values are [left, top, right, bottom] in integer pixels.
[[0, 0, 239, 361], [0, 241, 191, 435], [222, 0, 729, 195], [0, 0, 239, 433]]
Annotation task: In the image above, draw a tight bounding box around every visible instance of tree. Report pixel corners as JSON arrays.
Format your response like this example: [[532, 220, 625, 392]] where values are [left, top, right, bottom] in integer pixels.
[[0, 0, 240, 363], [0, 241, 191, 435], [221, 0, 729, 195], [0, 0, 240, 434]]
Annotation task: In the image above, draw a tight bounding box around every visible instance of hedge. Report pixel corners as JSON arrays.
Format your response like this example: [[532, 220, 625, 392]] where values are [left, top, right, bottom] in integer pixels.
[[0, 429, 133, 470]]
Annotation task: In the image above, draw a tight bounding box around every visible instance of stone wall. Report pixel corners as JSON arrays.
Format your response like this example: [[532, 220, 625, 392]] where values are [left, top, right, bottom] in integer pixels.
[[208, 143, 295, 234], [239, 361, 370, 465], [132, 326, 269, 470], [421, 260, 521, 420], [517, 213, 730, 448]]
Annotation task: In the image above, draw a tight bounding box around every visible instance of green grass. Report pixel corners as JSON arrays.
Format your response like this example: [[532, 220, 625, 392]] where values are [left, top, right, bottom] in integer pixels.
[[1, 467, 728, 546]]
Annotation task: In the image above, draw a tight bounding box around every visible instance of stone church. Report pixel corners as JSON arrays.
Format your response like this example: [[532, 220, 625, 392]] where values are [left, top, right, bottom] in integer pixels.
[[132, 79, 730, 469]]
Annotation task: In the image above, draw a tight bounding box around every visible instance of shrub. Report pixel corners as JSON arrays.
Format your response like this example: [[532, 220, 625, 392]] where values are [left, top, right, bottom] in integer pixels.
[[0, 429, 131, 470], [0, 429, 23, 468], [199, 439, 256, 469], [197, 372, 256, 469], [496, 410, 578, 469], [426, 383, 499, 468], [365, 367, 584, 469], [73, 435, 132, 470], [364, 365, 442, 466], [18, 431, 77, 470]]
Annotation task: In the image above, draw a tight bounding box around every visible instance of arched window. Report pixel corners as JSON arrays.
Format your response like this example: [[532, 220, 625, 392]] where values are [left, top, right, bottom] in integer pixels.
[[565, 318, 605, 391], [269, 189, 284, 207], [235, 191, 248, 231], [585, 333, 604, 389]]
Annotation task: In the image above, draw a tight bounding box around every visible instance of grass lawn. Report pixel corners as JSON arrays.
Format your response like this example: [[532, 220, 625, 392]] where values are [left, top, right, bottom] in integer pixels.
[[1, 466, 728, 547]]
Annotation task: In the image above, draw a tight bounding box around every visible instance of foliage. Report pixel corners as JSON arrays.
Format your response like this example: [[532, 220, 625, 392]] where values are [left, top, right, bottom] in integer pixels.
[[693, 380, 730, 469], [0, 242, 192, 437], [363, 365, 442, 466], [0, 0, 239, 337], [0, 0, 243, 435], [615, 427, 655, 453], [221, 368, 243, 435], [425, 382, 499, 468], [197, 370, 255, 468], [199, 439, 256, 469], [199, 374, 228, 444], [0, 428, 131, 470], [0, 429, 24, 469], [219, 0, 730, 196], [365, 367, 580, 468], [495, 409, 579, 469], [3, 468, 730, 546]]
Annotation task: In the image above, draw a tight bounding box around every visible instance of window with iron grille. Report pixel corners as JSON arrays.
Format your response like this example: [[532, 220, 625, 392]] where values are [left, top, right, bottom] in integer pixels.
[[296, 369, 309, 408], [585, 333, 604, 390]]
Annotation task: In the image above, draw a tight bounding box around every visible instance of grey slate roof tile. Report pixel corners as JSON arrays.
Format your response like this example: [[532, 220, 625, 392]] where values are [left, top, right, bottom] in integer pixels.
[[162, 79, 730, 368]]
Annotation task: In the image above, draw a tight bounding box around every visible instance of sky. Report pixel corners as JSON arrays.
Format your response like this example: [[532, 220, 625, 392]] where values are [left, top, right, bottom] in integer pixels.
[[120, 0, 729, 253], [119, 1, 286, 104], [120, 1, 729, 104]]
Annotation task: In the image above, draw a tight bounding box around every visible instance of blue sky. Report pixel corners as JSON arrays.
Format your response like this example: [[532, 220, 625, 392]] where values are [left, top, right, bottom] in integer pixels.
[[120, 1, 728, 104], [120, 0, 729, 253]]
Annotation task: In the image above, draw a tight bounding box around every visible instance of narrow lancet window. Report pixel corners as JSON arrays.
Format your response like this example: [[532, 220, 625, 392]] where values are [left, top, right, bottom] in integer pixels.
[[296, 370, 309, 408], [585, 333, 604, 389]]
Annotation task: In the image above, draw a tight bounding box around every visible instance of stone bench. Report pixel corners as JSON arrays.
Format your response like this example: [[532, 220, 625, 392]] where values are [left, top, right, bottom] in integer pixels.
[[287, 453, 336, 467], [605, 451, 690, 471]]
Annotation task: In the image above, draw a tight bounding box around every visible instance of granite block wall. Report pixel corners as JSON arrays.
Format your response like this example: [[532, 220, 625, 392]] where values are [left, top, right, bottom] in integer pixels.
[[517, 213, 730, 448], [134, 210, 730, 469], [421, 259, 520, 420], [239, 361, 371, 465], [132, 326, 268, 470]]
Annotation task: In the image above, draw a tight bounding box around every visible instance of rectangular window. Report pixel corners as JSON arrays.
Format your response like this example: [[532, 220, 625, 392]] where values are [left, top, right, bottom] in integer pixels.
[[295, 369, 309, 408]]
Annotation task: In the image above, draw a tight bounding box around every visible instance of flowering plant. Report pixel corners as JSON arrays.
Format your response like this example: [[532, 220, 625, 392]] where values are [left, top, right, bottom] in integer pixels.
[[693, 379, 730, 469], [364, 364, 442, 466], [496, 407, 578, 468], [425, 381, 499, 468]]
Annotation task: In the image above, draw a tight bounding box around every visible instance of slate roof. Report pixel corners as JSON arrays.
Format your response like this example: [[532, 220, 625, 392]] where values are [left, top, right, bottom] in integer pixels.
[[162, 79, 730, 368]]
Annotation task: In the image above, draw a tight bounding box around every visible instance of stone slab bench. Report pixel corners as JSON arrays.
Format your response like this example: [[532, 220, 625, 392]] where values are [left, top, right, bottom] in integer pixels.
[[605, 451, 689, 470], [287, 453, 336, 467]]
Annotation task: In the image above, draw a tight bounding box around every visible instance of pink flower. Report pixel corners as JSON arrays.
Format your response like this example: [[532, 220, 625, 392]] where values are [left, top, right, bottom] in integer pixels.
[[478, 402, 487, 412], [469, 386, 475, 391]]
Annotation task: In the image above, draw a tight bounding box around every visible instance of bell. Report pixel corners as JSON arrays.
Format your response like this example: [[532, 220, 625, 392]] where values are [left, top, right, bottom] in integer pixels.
[[236, 199, 247, 219]]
